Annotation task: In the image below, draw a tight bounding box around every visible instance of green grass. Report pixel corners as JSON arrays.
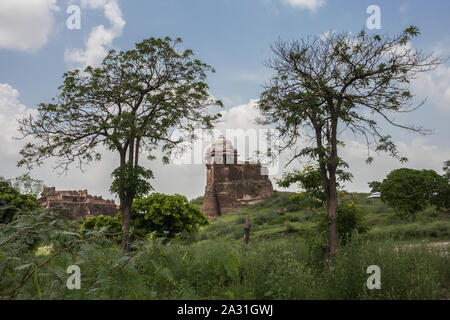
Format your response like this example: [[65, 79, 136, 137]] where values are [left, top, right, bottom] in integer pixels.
[[198, 191, 450, 243], [7, 235, 449, 300]]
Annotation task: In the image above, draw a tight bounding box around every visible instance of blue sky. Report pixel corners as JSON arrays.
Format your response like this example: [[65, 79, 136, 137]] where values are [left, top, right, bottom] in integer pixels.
[[0, 0, 449, 199]]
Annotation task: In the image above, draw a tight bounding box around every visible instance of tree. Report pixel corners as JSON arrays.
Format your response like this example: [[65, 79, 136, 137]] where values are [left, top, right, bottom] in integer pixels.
[[131, 193, 208, 238], [367, 181, 381, 193], [380, 168, 449, 218], [317, 199, 367, 246], [17, 37, 221, 253], [257, 27, 444, 259], [276, 164, 351, 209], [0, 178, 40, 224]]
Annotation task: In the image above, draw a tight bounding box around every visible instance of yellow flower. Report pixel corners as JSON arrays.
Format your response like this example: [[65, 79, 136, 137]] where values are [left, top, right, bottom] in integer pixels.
[[341, 191, 345, 195]]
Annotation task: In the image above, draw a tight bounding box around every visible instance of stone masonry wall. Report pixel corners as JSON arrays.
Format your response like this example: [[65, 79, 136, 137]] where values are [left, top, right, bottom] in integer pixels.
[[39, 187, 119, 220]]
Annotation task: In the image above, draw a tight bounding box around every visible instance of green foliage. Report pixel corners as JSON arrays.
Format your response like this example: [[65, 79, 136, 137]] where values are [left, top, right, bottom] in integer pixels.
[[0, 178, 40, 224], [81, 213, 122, 235], [258, 27, 443, 254], [252, 190, 299, 211], [2, 228, 448, 299], [132, 193, 209, 238], [380, 168, 449, 218], [16, 36, 222, 251], [368, 220, 450, 241], [367, 181, 381, 193], [316, 200, 368, 245], [109, 163, 154, 199], [17, 37, 222, 173], [189, 196, 204, 206], [276, 164, 352, 209], [277, 165, 325, 207], [1, 191, 448, 300]]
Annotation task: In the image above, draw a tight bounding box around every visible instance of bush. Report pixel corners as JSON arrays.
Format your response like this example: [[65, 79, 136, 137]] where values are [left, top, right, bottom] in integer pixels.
[[380, 168, 449, 219], [253, 211, 280, 226], [81, 213, 122, 234], [0, 179, 40, 224], [132, 193, 209, 238], [316, 200, 368, 245], [189, 196, 204, 206], [2, 216, 449, 300]]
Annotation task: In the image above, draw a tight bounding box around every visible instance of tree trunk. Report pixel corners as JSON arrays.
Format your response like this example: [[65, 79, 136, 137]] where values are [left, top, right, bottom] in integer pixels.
[[325, 187, 338, 258], [324, 118, 339, 261], [243, 215, 251, 245], [325, 157, 339, 263], [121, 198, 132, 254]]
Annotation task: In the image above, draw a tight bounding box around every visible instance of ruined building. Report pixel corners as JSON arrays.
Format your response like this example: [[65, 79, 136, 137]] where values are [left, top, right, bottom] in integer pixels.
[[39, 187, 119, 220], [202, 136, 274, 219]]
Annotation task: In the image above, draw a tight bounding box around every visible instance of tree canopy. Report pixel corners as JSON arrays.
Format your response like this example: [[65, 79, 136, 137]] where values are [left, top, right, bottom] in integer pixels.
[[132, 193, 208, 238], [257, 26, 444, 258], [0, 178, 40, 224], [17, 37, 222, 252], [380, 168, 449, 218], [367, 181, 382, 193]]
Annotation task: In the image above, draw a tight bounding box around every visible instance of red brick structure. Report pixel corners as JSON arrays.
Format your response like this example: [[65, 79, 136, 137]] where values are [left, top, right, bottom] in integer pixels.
[[39, 187, 119, 220], [202, 136, 274, 219]]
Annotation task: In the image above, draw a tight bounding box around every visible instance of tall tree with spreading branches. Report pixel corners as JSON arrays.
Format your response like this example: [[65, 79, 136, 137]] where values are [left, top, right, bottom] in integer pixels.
[[257, 27, 445, 260], [17, 37, 222, 253]]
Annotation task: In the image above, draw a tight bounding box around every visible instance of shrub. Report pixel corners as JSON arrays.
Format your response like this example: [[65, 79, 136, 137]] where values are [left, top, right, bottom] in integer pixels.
[[316, 200, 368, 245], [81, 213, 122, 234], [189, 196, 204, 209], [380, 168, 449, 219], [132, 193, 208, 238], [253, 211, 279, 225], [0, 179, 40, 224]]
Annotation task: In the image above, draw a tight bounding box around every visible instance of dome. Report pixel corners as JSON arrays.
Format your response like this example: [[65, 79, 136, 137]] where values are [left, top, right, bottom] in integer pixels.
[[204, 135, 237, 164]]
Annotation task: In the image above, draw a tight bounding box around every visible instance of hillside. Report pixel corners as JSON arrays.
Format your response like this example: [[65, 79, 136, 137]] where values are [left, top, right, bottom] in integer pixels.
[[196, 191, 450, 244]]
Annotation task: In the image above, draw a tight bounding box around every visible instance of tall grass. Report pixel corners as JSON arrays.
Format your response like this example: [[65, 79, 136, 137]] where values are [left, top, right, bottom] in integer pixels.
[[4, 235, 448, 300]]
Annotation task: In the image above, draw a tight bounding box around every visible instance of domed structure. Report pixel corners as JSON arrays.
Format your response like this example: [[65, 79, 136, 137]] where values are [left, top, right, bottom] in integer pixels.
[[202, 136, 274, 219], [204, 135, 238, 165]]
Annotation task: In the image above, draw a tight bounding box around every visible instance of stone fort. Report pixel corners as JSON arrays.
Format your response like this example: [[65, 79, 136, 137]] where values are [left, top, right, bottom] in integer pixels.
[[202, 136, 274, 219], [39, 187, 119, 220]]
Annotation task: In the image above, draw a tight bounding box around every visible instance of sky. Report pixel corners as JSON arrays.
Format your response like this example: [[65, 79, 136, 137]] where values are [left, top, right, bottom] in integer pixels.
[[0, 0, 449, 201]]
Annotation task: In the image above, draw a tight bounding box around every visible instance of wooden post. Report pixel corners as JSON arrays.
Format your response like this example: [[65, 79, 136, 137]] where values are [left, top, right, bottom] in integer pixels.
[[244, 215, 251, 245]]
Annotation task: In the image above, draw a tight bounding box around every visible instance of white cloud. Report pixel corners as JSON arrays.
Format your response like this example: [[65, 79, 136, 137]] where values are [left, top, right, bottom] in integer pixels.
[[65, 0, 125, 69], [283, 0, 325, 11], [0, 83, 117, 200], [217, 99, 262, 130], [0, 84, 37, 156], [412, 63, 450, 111], [338, 137, 450, 192], [0, 0, 59, 51]]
